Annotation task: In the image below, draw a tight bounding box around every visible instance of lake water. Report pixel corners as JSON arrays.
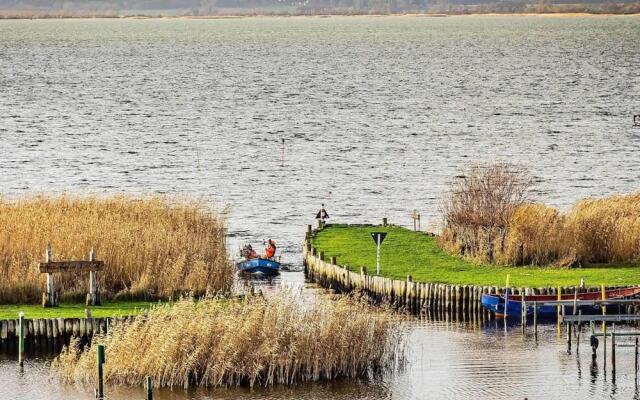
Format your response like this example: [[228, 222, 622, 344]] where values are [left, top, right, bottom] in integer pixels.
[[1, 15, 640, 399]]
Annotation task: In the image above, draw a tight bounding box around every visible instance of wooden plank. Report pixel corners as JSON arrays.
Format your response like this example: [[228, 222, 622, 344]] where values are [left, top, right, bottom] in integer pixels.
[[540, 299, 640, 307], [562, 314, 640, 323], [38, 261, 104, 273]]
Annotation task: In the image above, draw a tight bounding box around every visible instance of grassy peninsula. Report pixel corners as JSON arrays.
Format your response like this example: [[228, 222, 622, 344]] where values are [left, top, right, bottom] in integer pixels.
[[310, 224, 640, 287]]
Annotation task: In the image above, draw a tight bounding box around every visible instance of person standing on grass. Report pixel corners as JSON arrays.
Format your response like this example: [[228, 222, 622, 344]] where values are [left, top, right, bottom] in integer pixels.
[[316, 203, 329, 222]]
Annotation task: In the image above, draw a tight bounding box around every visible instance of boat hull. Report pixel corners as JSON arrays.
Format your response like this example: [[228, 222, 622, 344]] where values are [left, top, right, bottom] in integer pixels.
[[236, 258, 280, 275], [481, 287, 640, 318]]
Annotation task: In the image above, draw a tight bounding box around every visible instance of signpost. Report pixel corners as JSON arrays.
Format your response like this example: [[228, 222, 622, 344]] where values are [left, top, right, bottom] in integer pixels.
[[410, 210, 421, 231], [370, 232, 387, 276]]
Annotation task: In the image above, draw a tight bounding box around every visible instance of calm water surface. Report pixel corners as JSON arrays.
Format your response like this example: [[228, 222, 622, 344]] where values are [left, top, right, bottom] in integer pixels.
[[1, 15, 640, 399]]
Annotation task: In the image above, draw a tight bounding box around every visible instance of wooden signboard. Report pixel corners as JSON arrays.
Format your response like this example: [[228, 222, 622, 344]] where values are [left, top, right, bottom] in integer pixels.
[[38, 261, 104, 274]]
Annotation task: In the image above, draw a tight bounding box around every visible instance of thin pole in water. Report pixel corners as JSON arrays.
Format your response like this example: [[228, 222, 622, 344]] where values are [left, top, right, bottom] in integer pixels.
[[612, 324, 616, 380], [18, 311, 24, 369], [146, 376, 153, 400], [635, 337, 638, 385], [533, 301, 538, 341], [504, 274, 510, 318], [96, 344, 105, 399], [601, 284, 607, 334], [281, 138, 285, 165], [556, 286, 561, 338]]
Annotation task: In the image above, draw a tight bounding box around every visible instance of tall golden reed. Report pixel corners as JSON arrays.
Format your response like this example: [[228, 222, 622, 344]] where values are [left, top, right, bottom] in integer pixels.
[[53, 293, 405, 388], [565, 193, 640, 264], [0, 195, 233, 304], [443, 191, 640, 267]]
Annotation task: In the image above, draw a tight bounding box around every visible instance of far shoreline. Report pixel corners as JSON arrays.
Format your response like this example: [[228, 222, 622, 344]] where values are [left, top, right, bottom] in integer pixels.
[[1, 12, 640, 20]]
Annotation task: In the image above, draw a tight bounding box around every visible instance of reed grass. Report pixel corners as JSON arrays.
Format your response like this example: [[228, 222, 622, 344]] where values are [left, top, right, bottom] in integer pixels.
[[443, 192, 640, 267], [0, 195, 233, 304], [52, 293, 405, 388]]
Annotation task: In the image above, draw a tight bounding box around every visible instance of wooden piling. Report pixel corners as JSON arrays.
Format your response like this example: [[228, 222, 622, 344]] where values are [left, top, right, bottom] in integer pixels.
[[18, 312, 24, 368], [634, 336, 638, 386], [97, 343, 105, 399], [612, 326, 616, 378], [146, 376, 153, 400], [567, 322, 572, 353], [533, 301, 538, 341]]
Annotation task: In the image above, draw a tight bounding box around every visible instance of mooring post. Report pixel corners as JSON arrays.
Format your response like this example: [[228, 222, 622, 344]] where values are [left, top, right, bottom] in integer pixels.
[[96, 344, 105, 399], [635, 337, 638, 384], [330, 256, 337, 265], [146, 376, 153, 400], [590, 322, 597, 358], [521, 293, 526, 334], [382, 217, 388, 227], [601, 284, 607, 334], [18, 311, 25, 368], [533, 301, 538, 341], [611, 324, 616, 378], [567, 322, 572, 353], [576, 317, 580, 352], [603, 322, 607, 373]]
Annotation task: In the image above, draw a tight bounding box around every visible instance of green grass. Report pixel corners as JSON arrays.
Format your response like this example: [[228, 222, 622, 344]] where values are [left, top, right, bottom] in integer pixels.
[[0, 301, 163, 320], [311, 224, 640, 287]]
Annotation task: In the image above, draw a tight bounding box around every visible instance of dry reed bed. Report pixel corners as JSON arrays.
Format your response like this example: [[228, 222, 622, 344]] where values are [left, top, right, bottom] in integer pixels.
[[444, 192, 640, 267], [53, 293, 405, 388], [0, 195, 233, 304], [440, 163, 640, 266]]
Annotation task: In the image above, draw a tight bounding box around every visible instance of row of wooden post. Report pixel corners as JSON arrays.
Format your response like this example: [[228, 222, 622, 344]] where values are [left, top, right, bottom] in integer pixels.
[[303, 238, 626, 319]]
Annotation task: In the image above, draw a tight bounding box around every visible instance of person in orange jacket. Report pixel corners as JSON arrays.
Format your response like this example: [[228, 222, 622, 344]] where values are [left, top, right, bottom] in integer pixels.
[[264, 239, 276, 259]]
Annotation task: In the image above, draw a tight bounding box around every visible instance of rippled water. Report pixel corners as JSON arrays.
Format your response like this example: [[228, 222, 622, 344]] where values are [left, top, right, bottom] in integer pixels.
[[2, 15, 640, 399]]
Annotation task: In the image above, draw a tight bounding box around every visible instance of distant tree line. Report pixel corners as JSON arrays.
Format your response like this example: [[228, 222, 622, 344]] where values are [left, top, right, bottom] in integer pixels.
[[1, 0, 639, 16]]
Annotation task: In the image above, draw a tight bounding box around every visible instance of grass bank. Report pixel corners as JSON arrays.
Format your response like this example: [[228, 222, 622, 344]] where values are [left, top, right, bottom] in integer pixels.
[[0, 301, 162, 320], [310, 224, 640, 287], [0, 195, 233, 304], [53, 293, 404, 388]]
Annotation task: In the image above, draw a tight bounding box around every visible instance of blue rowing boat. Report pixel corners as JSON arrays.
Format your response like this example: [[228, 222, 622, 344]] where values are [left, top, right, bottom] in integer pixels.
[[481, 287, 640, 318], [236, 258, 280, 275]]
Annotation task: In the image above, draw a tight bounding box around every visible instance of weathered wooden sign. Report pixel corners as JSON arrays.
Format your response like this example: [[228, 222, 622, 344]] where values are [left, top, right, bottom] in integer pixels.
[[38, 260, 104, 273], [38, 245, 103, 307]]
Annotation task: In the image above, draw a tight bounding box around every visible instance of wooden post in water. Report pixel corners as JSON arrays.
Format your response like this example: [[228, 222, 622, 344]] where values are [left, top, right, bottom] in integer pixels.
[[521, 293, 526, 334], [146, 376, 153, 400], [556, 286, 561, 338], [601, 284, 607, 334], [382, 217, 388, 227], [18, 312, 25, 368], [96, 344, 105, 399], [635, 337, 638, 385], [612, 324, 616, 378], [567, 321, 572, 353], [330, 256, 337, 265], [533, 301, 538, 341]]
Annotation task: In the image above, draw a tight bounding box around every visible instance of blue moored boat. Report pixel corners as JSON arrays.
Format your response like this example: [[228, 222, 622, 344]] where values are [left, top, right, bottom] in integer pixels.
[[481, 287, 640, 319], [236, 258, 281, 275]]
